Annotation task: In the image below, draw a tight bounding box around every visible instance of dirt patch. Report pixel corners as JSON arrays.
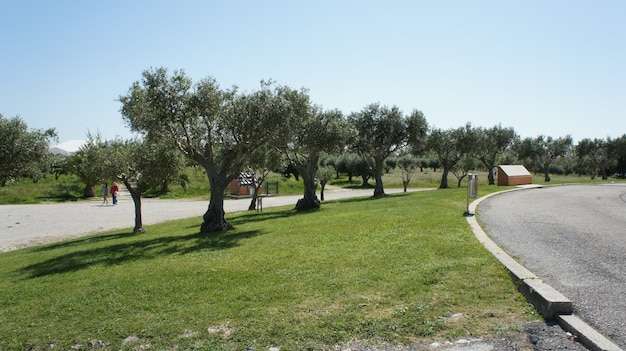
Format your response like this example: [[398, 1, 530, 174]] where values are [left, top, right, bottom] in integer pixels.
[[331, 321, 587, 351]]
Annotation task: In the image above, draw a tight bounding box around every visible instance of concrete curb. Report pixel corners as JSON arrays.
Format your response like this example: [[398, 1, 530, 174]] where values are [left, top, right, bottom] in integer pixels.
[[557, 314, 624, 351], [466, 186, 624, 351]]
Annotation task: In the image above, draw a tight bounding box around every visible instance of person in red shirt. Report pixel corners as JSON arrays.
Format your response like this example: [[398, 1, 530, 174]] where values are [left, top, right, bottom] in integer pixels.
[[110, 182, 120, 205]]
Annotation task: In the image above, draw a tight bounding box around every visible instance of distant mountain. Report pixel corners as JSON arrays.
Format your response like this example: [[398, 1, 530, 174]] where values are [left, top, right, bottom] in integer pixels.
[[49, 140, 86, 156]]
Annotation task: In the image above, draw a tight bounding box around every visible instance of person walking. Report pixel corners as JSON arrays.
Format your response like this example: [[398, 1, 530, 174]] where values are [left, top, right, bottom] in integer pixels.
[[102, 183, 109, 206], [110, 182, 120, 205]]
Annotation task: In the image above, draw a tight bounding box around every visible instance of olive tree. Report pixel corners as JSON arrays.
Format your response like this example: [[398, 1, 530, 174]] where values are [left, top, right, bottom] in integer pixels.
[[119, 68, 289, 233], [66, 132, 111, 197], [105, 139, 186, 233], [334, 152, 371, 186], [451, 155, 478, 188], [316, 164, 335, 201], [427, 124, 474, 189], [280, 94, 352, 210], [473, 124, 517, 185], [0, 114, 56, 186], [575, 137, 619, 180], [244, 146, 285, 211], [515, 135, 573, 182], [395, 154, 421, 192], [350, 104, 428, 197]]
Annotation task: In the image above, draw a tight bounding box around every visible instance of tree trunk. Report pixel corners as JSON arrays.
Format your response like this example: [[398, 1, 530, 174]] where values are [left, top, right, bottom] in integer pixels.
[[373, 165, 385, 198], [201, 177, 232, 233], [543, 164, 551, 182], [403, 181, 408, 192], [440, 167, 450, 188], [481, 157, 496, 185], [320, 181, 327, 201], [83, 184, 95, 198], [248, 182, 261, 211], [160, 181, 170, 194], [248, 195, 257, 211], [121, 180, 145, 233], [130, 190, 145, 233], [360, 174, 370, 188], [600, 165, 608, 180], [295, 161, 320, 211]]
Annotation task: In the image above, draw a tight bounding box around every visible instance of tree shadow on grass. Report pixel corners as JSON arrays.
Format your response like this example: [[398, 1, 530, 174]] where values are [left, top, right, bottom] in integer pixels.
[[228, 207, 309, 226], [20, 229, 263, 279], [327, 192, 411, 205], [32, 232, 137, 252], [18, 198, 379, 279]]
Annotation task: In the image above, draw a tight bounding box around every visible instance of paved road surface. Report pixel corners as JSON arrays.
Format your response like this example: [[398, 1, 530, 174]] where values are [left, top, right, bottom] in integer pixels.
[[0, 187, 430, 253], [477, 183, 626, 349]]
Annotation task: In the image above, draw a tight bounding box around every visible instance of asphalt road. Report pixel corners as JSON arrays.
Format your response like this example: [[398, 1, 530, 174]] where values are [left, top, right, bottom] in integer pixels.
[[477, 183, 626, 349]]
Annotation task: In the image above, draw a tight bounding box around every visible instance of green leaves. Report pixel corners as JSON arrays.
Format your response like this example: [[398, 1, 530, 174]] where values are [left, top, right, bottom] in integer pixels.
[[0, 114, 57, 186]]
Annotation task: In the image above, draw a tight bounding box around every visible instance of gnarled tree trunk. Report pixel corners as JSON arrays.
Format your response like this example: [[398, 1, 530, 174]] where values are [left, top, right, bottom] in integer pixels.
[[373, 162, 385, 198], [201, 172, 232, 233], [440, 167, 450, 189], [83, 184, 96, 198], [295, 160, 320, 211]]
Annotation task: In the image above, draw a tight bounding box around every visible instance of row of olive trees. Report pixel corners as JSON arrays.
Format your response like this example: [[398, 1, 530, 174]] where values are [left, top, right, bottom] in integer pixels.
[[4, 68, 625, 233], [117, 68, 431, 233], [82, 116, 622, 236], [319, 124, 625, 190], [501, 134, 626, 182], [119, 69, 346, 232]]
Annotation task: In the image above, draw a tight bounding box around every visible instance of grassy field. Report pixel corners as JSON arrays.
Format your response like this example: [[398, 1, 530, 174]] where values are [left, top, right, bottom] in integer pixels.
[[0, 174, 85, 204], [0, 187, 542, 351]]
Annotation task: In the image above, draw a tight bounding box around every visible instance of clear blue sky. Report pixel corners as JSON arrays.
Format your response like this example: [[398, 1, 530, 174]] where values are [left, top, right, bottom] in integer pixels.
[[1, 0, 625, 144]]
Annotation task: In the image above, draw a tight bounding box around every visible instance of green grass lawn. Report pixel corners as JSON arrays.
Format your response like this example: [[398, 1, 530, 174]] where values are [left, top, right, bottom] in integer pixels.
[[0, 188, 539, 351], [0, 174, 85, 204]]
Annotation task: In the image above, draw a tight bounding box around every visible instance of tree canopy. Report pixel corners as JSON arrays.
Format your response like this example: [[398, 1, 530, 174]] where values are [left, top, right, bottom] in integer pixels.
[[0, 114, 56, 187], [350, 104, 428, 197], [282, 103, 352, 210], [426, 125, 474, 189], [575, 137, 620, 180], [473, 124, 517, 185], [515, 135, 573, 182], [119, 68, 293, 232]]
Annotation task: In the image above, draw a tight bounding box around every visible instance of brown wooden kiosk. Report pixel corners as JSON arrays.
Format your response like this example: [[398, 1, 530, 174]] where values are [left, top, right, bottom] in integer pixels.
[[497, 165, 532, 186]]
